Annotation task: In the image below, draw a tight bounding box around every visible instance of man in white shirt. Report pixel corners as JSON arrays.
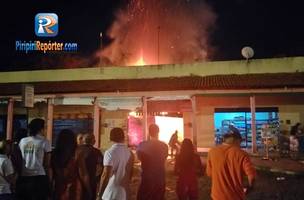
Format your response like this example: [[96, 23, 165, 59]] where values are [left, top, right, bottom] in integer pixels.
[[97, 127, 134, 200], [0, 140, 15, 200], [17, 118, 52, 200]]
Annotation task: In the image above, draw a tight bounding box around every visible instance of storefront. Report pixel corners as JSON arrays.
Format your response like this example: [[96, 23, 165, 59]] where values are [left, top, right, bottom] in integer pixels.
[[0, 57, 303, 152], [214, 107, 279, 148]]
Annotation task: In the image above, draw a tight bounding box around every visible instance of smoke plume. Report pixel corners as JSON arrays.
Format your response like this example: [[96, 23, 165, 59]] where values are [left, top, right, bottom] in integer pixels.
[[97, 0, 216, 66]]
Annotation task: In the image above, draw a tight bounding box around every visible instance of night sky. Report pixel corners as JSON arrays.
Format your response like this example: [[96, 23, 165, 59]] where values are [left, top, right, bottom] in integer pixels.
[[1, 0, 304, 71]]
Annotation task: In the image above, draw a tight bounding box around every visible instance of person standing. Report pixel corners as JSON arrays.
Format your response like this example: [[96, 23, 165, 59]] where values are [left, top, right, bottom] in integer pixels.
[[136, 124, 168, 200], [75, 133, 103, 200], [168, 130, 181, 158], [0, 139, 15, 200], [51, 129, 78, 200], [174, 139, 203, 200], [76, 133, 84, 146], [290, 123, 304, 153], [206, 130, 256, 200], [289, 130, 299, 159], [10, 128, 27, 176], [97, 127, 134, 200], [17, 118, 52, 200]]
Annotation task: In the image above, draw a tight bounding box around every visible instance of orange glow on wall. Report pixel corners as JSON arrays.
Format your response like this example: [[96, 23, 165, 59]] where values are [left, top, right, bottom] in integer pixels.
[[155, 116, 184, 144], [134, 56, 146, 66], [133, 49, 147, 66]]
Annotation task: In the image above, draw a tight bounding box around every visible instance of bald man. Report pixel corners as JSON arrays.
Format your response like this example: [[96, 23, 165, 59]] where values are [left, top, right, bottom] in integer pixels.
[[75, 134, 103, 200]]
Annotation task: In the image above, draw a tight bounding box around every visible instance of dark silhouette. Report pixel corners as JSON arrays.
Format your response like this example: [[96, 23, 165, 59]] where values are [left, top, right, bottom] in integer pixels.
[[174, 139, 203, 200], [168, 130, 181, 158], [75, 134, 103, 200], [10, 128, 27, 175], [51, 129, 78, 200], [136, 124, 168, 200]]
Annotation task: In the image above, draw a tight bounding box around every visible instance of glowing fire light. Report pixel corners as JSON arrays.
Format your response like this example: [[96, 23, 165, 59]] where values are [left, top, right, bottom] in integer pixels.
[[134, 49, 147, 66], [155, 116, 184, 144], [134, 56, 146, 66], [97, 0, 216, 66]]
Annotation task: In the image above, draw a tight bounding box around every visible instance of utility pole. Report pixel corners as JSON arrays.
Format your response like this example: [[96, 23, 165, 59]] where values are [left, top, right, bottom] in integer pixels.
[[99, 32, 103, 67], [157, 26, 160, 65]]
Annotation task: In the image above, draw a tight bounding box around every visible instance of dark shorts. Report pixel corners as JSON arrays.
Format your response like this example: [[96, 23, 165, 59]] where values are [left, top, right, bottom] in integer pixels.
[[0, 194, 14, 200], [16, 175, 49, 200], [137, 178, 166, 200]]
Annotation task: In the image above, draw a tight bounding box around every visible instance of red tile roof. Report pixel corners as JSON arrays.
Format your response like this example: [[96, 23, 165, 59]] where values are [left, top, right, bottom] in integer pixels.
[[0, 72, 303, 95]]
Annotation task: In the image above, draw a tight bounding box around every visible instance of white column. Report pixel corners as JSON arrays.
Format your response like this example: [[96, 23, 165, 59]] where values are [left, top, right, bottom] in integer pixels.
[[46, 98, 54, 143], [142, 96, 148, 141], [250, 96, 257, 153], [191, 96, 197, 147], [93, 99, 100, 148], [6, 98, 14, 140]]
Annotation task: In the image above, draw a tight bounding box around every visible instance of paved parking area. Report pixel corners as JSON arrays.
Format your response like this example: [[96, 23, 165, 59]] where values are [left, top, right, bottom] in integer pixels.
[[130, 156, 304, 200]]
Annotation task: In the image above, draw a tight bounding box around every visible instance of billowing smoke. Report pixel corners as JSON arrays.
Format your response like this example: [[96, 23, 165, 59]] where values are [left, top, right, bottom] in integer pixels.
[[97, 0, 216, 66]]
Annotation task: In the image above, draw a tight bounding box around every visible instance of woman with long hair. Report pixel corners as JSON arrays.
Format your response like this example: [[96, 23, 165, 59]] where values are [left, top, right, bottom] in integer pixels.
[[51, 129, 78, 200], [174, 139, 203, 200]]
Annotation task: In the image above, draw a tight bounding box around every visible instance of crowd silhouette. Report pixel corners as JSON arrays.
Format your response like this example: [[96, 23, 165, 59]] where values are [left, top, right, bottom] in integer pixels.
[[0, 119, 256, 200]]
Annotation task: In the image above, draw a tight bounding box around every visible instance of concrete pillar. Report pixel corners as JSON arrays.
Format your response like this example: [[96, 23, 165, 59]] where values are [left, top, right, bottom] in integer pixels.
[[250, 96, 257, 153], [196, 107, 215, 149], [183, 112, 193, 140], [142, 97, 148, 141], [93, 99, 100, 148], [6, 98, 14, 140], [191, 96, 197, 147], [46, 98, 54, 143]]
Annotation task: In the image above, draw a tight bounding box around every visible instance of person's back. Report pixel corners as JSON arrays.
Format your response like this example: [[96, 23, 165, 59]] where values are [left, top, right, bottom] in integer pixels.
[[174, 139, 203, 200], [51, 129, 78, 200], [17, 118, 51, 200], [137, 124, 168, 200], [138, 140, 168, 179], [98, 127, 134, 200], [11, 128, 27, 176], [75, 134, 103, 200], [206, 132, 256, 200], [0, 140, 15, 199], [19, 135, 50, 176]]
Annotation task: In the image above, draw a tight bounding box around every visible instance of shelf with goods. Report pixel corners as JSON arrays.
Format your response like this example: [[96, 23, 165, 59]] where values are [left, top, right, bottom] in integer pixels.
[[246, 118, 279, 147]]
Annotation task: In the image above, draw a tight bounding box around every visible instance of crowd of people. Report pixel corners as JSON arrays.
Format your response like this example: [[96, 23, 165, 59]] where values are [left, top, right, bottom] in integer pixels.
[[0, 118, 257, 200]]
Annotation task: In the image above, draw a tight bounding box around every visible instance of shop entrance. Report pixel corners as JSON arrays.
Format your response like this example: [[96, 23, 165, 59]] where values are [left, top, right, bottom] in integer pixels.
[[214, 107, 279, 148], [155, 116, 184, 144], [127, 113, 184, 147]]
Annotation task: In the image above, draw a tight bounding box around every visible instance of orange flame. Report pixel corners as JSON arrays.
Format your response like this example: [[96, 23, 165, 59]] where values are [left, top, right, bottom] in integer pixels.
[[134, 56, 146, 66], [133, 49, 146, 66]]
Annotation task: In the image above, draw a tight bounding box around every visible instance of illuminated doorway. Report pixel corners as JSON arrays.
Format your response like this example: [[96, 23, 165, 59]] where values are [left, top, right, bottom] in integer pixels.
[[155, 116, 184, 144]]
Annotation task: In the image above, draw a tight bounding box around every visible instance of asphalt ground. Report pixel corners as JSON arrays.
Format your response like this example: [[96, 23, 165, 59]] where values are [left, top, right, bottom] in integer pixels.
[[129, 156, 304, 200]]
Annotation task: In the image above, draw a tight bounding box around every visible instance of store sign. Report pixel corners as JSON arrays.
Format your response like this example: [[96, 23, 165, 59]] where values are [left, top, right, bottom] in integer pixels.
[[22, 84, 34, 108]]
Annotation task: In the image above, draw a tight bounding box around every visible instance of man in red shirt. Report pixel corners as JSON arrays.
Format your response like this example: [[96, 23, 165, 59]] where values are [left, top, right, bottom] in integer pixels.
[[206, 130, 256, 200]]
